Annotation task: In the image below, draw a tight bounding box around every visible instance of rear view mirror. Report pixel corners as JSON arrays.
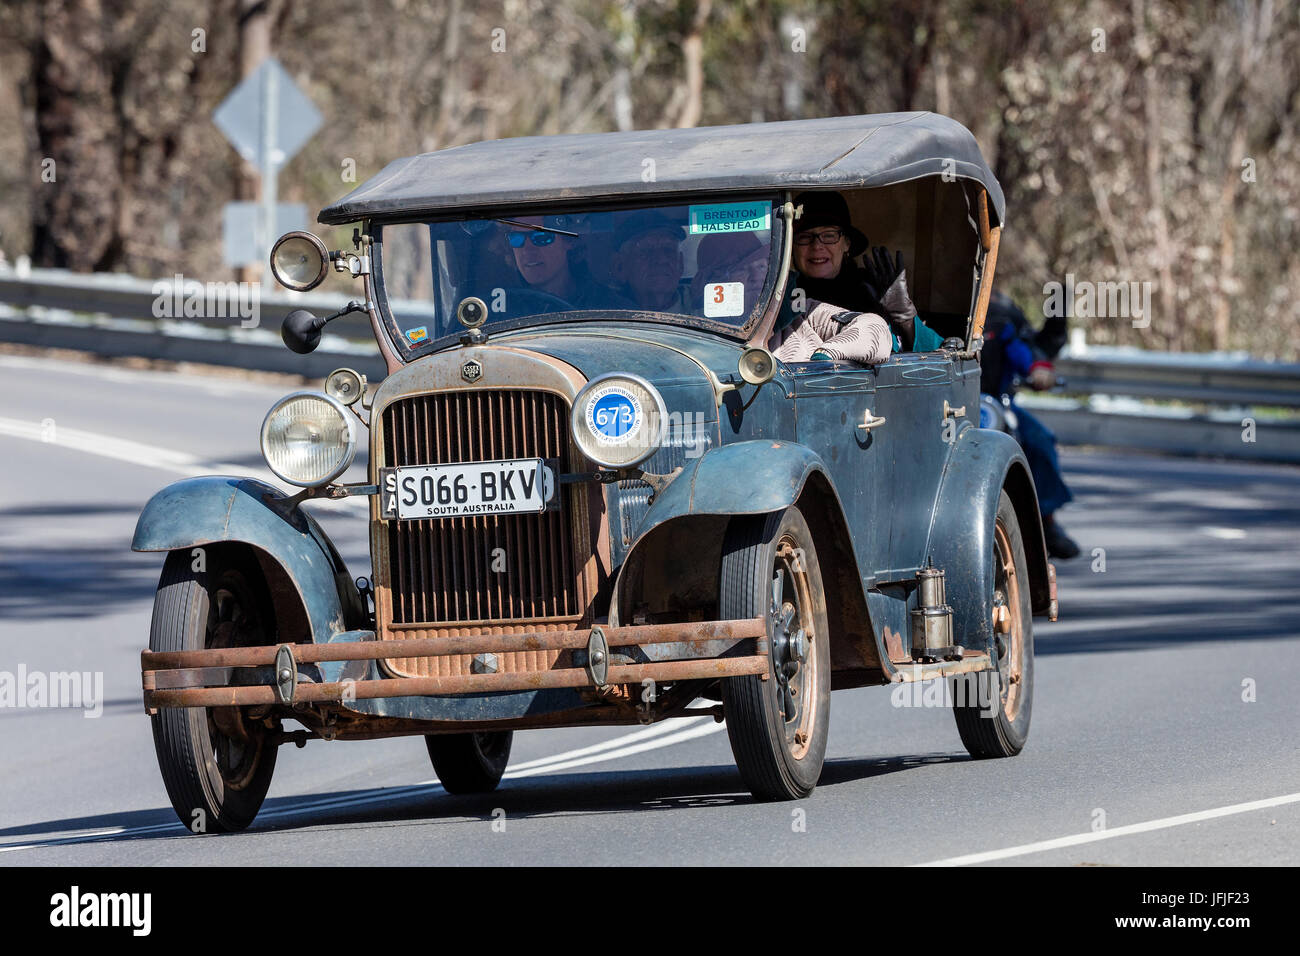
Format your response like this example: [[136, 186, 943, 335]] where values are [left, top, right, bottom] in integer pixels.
[[281, 309, 324, 354]]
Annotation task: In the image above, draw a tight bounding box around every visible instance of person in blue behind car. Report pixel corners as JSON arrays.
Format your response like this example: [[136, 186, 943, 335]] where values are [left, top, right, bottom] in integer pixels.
[[983, 291, 1080, 559]]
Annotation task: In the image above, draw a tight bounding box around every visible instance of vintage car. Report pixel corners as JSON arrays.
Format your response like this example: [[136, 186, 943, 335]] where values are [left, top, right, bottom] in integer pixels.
[[133, 112, 1058, 831]]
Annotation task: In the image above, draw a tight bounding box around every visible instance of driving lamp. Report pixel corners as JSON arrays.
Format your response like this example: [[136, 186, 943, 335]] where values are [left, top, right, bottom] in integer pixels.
[[260, 391, 356, 487], [269, 231, 329, 292], [324, 367, 365, 406], [571, 373, 667, 469], [738, 346, 776, 385]]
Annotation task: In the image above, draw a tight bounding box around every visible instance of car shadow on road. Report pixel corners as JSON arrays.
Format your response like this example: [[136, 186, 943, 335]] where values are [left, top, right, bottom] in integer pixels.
[[1039, 534, 1300, 655], [0, 541, 160, 619], [0, 751, 965, 851]]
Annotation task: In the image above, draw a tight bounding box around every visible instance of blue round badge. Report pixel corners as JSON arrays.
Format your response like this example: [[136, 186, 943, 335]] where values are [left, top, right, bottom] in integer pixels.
[[586, 387, 643, 444]]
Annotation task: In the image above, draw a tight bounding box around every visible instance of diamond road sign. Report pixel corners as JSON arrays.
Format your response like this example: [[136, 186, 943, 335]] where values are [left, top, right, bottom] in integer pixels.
[[222, 201, 307, 268], [213, 58, 322, 170]]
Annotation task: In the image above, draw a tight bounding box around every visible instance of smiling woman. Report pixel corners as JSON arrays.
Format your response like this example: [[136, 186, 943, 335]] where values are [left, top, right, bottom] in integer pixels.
[[373, 199, 780, 355]]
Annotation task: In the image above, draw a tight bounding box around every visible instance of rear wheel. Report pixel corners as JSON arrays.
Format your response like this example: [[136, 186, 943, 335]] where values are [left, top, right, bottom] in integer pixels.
[[149, 550, 278, 833], [719, 507, 830, 801], [953, 490, 1034, 757], [426, 731, 513, 793]]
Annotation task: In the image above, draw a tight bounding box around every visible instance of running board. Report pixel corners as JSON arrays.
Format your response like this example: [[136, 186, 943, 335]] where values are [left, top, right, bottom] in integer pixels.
[[888, 652, 992, 683]]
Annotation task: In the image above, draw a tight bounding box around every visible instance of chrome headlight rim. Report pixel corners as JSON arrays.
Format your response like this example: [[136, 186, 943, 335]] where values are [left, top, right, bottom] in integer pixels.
[[269, 230, 329, 292], [259, 390, 357, 488], [571, 372, 668, 470]]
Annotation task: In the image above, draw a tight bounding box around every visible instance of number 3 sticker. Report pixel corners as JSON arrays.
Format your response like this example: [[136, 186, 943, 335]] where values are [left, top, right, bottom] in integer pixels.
[[703, 280, 744, 318]]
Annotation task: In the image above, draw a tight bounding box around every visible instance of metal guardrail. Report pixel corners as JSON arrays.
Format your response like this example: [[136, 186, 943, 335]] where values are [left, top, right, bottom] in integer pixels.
[[0, 264, 402, 340], [1, 265, 1298, 461], [1054, 350, 1300, 409]]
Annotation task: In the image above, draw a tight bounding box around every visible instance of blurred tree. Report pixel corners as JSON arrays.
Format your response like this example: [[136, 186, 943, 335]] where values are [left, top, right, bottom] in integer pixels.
[[1, 0, 1297, 356]]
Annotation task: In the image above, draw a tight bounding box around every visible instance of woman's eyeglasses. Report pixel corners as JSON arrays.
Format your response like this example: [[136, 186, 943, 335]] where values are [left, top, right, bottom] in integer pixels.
[[507, 230, 558, 248], [794, 228, 844, 247]]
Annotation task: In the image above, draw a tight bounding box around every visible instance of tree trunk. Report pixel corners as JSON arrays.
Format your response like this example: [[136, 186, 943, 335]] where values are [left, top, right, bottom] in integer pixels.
[[28, 0, 119, 271]]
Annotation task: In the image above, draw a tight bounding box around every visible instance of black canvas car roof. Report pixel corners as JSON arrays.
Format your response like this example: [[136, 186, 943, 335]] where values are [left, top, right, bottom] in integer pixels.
[[317, 111, 1005, 227]]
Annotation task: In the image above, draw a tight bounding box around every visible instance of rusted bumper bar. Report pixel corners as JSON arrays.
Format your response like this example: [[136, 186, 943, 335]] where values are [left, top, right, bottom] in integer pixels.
[[141, 617, 769, 709]]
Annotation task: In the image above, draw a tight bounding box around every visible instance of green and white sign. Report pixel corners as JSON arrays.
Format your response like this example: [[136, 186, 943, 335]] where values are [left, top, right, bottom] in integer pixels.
[[688, 202, 771, 235]]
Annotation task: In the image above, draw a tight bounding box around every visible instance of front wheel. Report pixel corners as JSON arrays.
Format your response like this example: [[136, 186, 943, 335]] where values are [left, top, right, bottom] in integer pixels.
[[426, 732, 513, 793], [149, 551, 278, 833], [952, 490, 1035, 757], [719, 507, 830, 801]]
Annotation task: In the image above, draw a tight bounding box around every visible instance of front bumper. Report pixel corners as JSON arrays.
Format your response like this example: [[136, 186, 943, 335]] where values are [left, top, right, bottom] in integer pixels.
[[141, 617, 769, 711]]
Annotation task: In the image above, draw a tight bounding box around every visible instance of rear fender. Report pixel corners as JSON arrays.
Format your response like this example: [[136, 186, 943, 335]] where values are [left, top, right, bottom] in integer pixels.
[[925, 428, 1051, 657], [132, 476, 365, 642]]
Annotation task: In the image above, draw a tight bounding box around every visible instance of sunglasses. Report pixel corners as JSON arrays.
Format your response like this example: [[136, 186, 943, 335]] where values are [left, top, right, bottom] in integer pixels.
[[507, 230, 558, 248], [794, 227, 844, 247]]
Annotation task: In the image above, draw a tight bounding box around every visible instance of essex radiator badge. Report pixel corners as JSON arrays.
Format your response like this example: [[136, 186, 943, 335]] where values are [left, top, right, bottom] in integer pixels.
[[461, 358, 483, 383]]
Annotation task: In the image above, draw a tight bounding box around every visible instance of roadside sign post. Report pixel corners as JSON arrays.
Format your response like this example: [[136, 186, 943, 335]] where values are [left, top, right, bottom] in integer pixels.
[[213, 58, 322, 269]]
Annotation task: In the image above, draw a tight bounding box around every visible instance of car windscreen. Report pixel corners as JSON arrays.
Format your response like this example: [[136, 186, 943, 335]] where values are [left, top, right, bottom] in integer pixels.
[[372, 197, 781, 356]]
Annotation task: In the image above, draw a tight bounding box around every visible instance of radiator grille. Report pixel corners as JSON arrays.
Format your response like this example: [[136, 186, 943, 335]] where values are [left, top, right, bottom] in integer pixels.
[[381, 390, 581, 626]]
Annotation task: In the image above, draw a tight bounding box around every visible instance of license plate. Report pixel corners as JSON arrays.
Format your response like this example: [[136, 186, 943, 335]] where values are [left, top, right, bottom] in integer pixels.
[[380, 459, 555, 520]]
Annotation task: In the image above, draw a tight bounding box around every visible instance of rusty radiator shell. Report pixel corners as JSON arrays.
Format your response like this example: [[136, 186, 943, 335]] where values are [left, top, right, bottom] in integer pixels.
[[373, 387, 603, 678]]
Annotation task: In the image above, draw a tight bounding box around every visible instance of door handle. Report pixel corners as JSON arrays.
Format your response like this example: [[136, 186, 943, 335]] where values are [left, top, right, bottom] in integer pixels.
[[857, 408, 887, 432]]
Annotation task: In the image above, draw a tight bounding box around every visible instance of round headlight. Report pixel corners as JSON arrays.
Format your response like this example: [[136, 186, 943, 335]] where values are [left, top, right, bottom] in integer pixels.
[[260, 391, 356, 487], [571, 373, 667, 469], [269, 231, 329, 292]]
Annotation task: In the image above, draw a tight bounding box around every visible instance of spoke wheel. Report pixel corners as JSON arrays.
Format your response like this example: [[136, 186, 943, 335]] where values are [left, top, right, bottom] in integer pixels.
[[150, 551, 278, 832], [953, 491, 1034, 758], [720, 506, 830, 801]]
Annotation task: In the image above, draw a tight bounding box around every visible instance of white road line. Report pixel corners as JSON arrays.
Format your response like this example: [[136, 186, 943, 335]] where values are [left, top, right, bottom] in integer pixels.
[[0, 717, 728, 854], [0, 415, 365, 514], [502, 719, 725, 779], [913, 791, 1300, 866], [500, 716, 712, 773], [0, 353, 289, 397]]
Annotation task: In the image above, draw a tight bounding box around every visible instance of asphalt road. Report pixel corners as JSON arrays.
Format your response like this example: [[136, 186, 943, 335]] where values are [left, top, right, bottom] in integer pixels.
[[1, 352, 1298, 866]]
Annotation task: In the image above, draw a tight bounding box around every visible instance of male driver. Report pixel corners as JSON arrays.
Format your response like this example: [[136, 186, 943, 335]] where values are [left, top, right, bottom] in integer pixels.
[[610, 211, 689, 312]]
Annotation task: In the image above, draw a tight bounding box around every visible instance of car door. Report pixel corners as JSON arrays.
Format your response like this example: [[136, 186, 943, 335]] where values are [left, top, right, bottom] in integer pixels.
[[869, 351, 967, 577], [790, 361, 892, 584]]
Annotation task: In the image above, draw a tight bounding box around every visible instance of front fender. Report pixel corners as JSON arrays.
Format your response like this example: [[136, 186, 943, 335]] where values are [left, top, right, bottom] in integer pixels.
[[608, 440, 842, 628], [633, 439, 828, 542], [132, 476, 362, 642], [925, 428, 1051, 656]]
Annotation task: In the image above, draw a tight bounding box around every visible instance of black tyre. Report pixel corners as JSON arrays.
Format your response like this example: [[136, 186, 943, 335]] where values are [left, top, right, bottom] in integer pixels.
[[149, 550, 278, 833], [953, 490, 1034, 757], [719, 506, 830, 801], [426, 731, 513, 794]]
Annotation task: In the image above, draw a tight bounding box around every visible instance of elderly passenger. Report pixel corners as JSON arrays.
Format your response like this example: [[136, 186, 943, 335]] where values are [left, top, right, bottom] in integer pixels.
[[686, 233, 891, 365], [789, 191, 943, 353]]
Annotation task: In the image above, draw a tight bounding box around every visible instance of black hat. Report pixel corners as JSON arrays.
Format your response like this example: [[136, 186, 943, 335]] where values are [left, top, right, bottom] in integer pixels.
[[614, 210, 685, 251], [793, 191, 868, 257]]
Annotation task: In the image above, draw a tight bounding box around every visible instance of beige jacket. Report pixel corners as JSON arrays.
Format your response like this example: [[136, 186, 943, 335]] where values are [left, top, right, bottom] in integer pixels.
[[769, 301, 893, 365]]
